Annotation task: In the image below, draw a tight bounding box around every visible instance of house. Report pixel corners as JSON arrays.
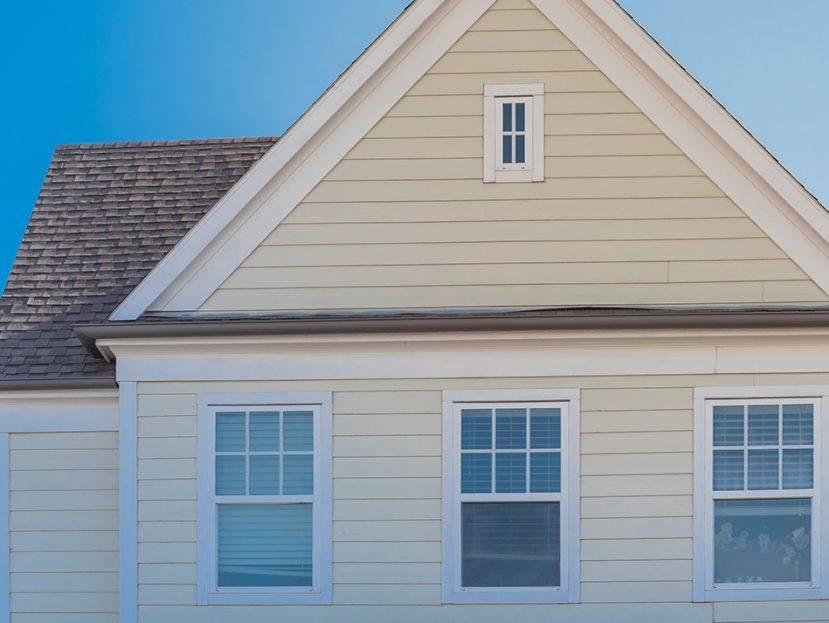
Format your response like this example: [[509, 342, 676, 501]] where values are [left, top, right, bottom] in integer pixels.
[[2, 0, 829, 621]]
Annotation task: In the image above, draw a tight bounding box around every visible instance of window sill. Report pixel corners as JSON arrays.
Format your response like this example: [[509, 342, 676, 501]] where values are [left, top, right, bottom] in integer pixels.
[[442, 588, 578, 604], [696, 586, 823, 602], [199, 589, 331, 605]]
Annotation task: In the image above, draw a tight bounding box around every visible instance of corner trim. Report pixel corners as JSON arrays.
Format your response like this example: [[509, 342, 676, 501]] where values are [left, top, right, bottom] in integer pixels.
[[118, 382, 138, 623]]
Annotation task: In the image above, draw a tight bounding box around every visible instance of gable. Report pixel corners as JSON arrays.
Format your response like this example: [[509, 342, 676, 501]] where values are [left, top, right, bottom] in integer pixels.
[[194, 0, 829, 313], [112, 0, 829, 320]]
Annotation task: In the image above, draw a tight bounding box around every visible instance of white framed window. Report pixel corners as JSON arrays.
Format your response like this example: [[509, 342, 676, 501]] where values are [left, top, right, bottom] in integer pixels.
[[196, 392, 332, 605], [442, 389, 580, 604], [694, 386, 829, 602], [484, 84, 544, 183]]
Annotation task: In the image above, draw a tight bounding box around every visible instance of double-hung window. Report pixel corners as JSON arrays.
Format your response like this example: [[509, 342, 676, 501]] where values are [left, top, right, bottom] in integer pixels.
[[442, 390, 580, 603], [695, 387, 829, 601], [484, 84, 544, 183], [197, 393, 332, 604]]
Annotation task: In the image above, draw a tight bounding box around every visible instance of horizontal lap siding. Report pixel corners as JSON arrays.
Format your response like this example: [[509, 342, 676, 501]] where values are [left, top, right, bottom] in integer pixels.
[[201, 2, 826, 313], [9, 432, 119, 623], [136, 373, 829, 621]]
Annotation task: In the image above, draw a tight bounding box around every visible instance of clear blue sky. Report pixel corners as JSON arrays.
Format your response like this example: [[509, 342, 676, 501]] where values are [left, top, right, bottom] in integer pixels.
[[2, 1, 828, 293]]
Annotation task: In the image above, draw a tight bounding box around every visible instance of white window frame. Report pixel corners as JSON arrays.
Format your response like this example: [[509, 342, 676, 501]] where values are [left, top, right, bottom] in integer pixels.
[[693, 385, 829, 602], [484, 84, 545, 183], [442, 388, 580, 604], [196, 392, 332, 605]]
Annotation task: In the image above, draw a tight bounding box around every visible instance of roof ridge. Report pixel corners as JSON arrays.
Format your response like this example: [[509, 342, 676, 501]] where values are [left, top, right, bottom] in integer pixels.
[[54, 136, 280, 151]]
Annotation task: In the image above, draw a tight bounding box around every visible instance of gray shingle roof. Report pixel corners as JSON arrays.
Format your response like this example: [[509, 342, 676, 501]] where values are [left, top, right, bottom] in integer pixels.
[[0, 137, 277, 384]]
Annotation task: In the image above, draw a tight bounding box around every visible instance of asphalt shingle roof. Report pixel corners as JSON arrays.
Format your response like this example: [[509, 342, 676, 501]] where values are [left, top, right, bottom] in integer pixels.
[[0, 137, 277, 383]]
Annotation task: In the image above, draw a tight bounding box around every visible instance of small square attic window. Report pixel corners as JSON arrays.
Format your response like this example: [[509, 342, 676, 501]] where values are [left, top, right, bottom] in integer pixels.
[[484, 84, 544, 183]]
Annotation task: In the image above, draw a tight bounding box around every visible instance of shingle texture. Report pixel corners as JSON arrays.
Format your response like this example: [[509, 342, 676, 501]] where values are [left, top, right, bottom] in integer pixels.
[[0, 137, 277, 382]]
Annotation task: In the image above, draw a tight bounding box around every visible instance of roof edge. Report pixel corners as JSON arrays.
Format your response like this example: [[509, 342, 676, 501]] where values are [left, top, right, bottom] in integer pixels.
[[0, 377, 118, 392], [77, 308, 829, 348]]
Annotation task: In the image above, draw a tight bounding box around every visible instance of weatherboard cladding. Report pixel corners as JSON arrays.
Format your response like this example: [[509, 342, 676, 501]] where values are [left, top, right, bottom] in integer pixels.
[[0, 137, 276, 381]]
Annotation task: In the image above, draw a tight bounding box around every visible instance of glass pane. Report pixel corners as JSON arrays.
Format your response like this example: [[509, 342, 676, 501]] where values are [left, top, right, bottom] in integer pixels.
[[495, 408, 526, 449], [461, 409, 492, 450], [502, 102, 512, 132], [748, 449, 779, 490], [783, 449, 814, 489], [783, 404, 814, 445], [714, 498, 811, 584], [530, 408, 561, 449], [502, 135, 512, 164], [713, 406, 744, 446], [461, 453, 492, 494], [283, 454, 313, 495], [495, 453, 526, 493], [515, 102, 525, 132], [216, 412, 246, 452], [462, 502, 560, 587], [249, 411, 279, 452], [530, 452, 560, 493], [249, 455, 279, 496], [218, 504, 313, 587], [515, 135, 526, 164], [216, 455, 246, 496], [713, 450, 744, 491], [283, 411, 313, 452], [748, 404, 779, 446]]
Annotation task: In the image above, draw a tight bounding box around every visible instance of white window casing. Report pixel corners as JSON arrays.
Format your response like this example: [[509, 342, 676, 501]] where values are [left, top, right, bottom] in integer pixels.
[[484, 84, 545, 183], [442, 388, 580, 604], [196, 392, 332, 605], [693, 386, 829, 601]]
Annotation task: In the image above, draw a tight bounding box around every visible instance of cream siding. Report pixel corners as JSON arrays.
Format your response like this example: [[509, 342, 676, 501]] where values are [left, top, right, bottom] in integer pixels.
[[200, 0, 828, 314], [9, 432, 119, 623], [135, 372, 829, 622]]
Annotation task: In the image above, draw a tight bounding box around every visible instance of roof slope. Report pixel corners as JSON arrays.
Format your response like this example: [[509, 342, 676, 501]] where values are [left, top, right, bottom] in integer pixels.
[[0, 137, 277, 383]]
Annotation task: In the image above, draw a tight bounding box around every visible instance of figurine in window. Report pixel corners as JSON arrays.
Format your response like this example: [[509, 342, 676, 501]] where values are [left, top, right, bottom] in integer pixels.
[[715, 522, 733, 551], [758, 533, 770, 553], [732, 531, 749, 550]]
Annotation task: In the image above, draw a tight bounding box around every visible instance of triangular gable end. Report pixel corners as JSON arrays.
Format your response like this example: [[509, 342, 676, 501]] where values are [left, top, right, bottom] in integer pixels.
[[110, 0, 829, 320]]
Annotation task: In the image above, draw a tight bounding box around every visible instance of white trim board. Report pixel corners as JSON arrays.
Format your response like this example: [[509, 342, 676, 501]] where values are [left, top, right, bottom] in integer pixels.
[[0, 390, 118, 432], [108, 0, 829, 321], [0, 434, 8, 623], [118, 382, 138, 623]]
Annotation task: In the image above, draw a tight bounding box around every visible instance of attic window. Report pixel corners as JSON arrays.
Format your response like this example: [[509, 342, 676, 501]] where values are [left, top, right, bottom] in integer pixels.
[[484, 84, 544, 183]]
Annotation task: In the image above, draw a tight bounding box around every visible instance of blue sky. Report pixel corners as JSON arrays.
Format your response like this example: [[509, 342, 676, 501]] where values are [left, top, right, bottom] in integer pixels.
[[2, 1, 828, 293]]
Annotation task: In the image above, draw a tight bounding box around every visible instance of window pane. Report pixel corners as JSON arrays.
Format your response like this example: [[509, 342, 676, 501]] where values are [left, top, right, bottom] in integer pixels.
[[249, 455, 279, 496], [495, 408, 526, 449], [502, 102, 512, 132], [495, 452, 526, 493], [283, 454, 313, 495], [216, 455, 246, 496], [530, 452, 560, 493], [515, 135, 526, 164], [461, 409, 492, 450], [216, 412, 246, 452], [713, 406, 744, 446], [530, 408, 561, 449], [748, 404, 779, 446], [462, 502, 560, 587], [713, 450, 744, 491], [783, 449, 814, 489], [515, 103, 525, 132], [783, 404, 814, 445], [283, 411, 313, 452], [249, 411, 279, 452], [218, 504, 312, 587], [714, 498, 811, 584], [461, 453, 492, 494], [502, 135, 512, 164], [748, 449, 779, 490]]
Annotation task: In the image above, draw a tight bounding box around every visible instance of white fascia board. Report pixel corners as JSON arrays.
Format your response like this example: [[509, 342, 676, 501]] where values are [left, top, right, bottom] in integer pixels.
[[0, 389, 118, 432], [531, 0, 829, 296], [109, 0, 495, 320]]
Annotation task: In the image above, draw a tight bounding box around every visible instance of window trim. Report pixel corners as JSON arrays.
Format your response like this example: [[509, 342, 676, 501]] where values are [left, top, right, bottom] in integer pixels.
[[441, 388, 580, 604], [693, 385, 829, 602], [196, 392, 332, 605], [484, 84, 545, 183]]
